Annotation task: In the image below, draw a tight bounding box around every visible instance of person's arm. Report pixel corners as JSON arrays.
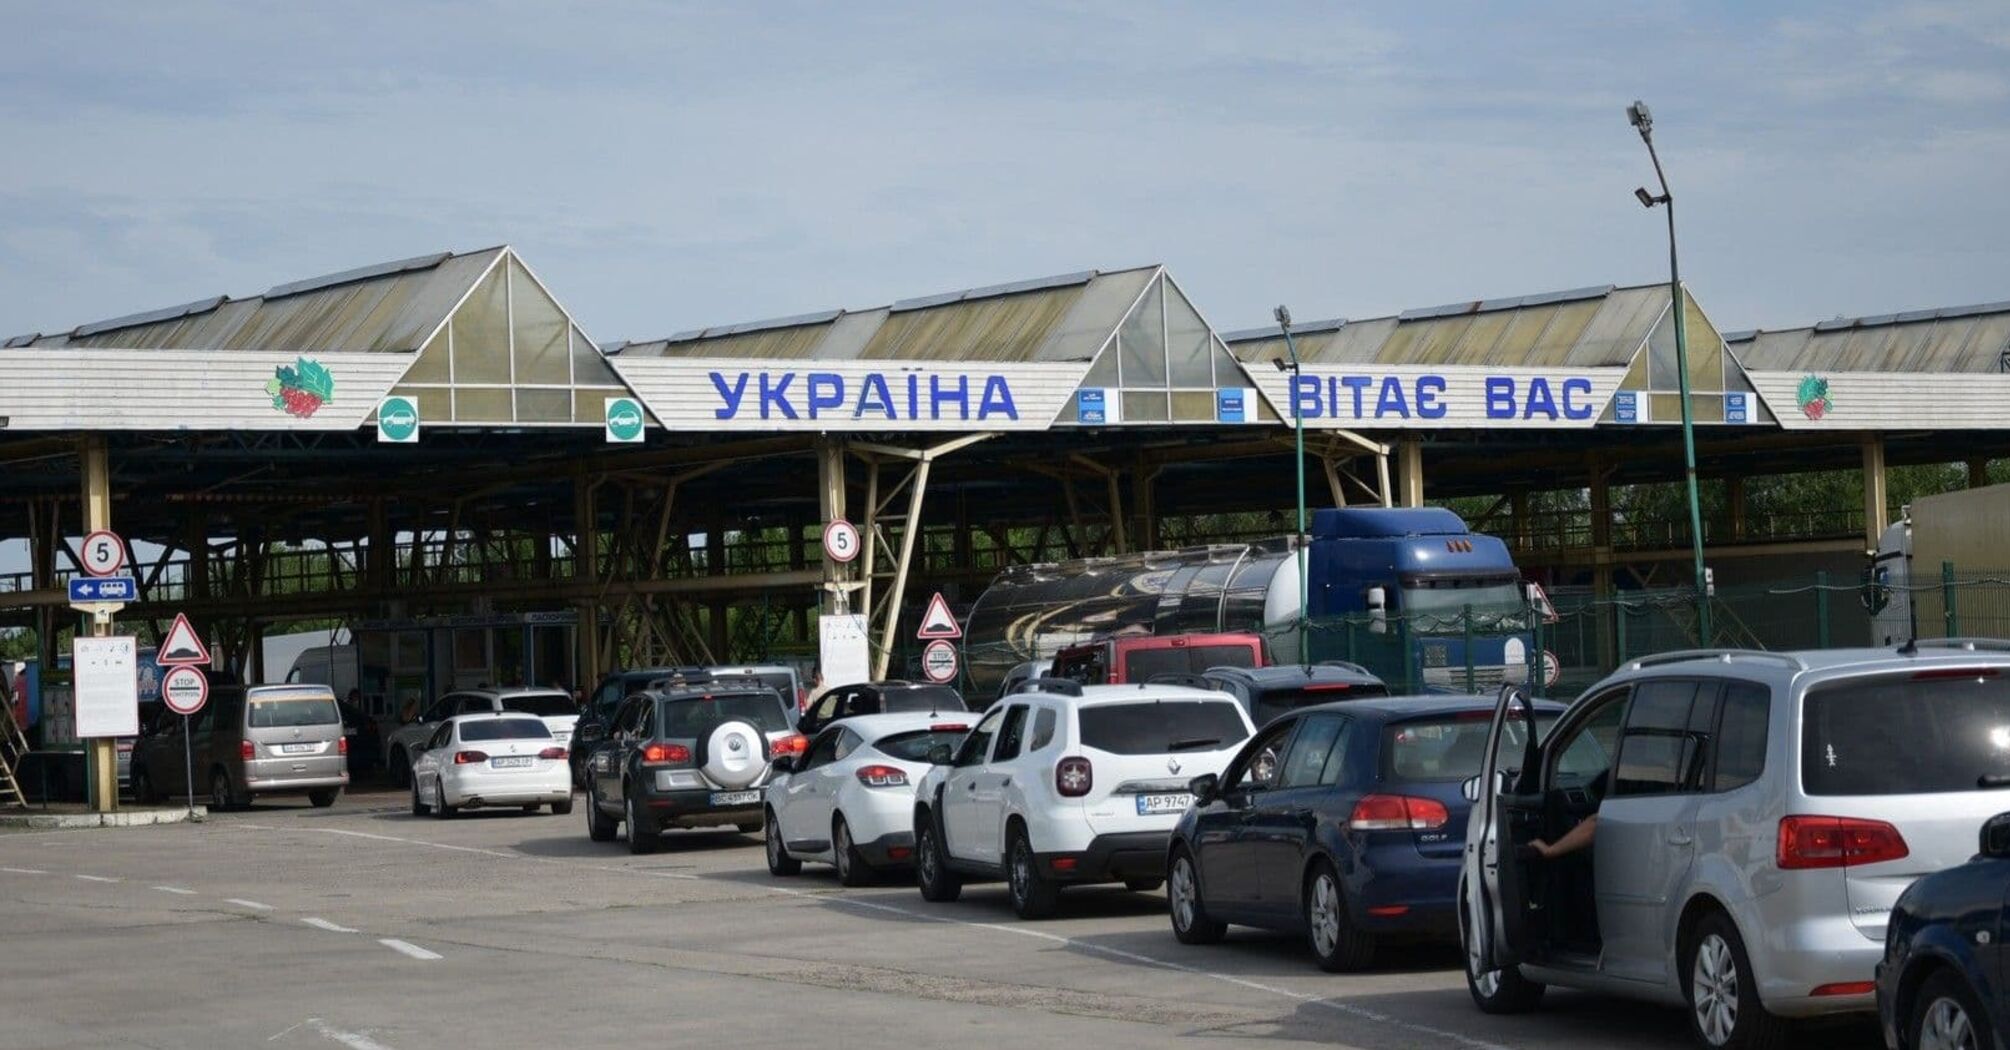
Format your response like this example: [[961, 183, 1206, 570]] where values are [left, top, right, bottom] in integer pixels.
[[1531, 814, 1598, 860]]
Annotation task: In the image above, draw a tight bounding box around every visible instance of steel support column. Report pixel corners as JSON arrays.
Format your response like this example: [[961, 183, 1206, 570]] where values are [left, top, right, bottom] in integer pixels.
[[1862, 435, 1889, 552], [1396, 438, 1424, 508], [573, 477, 602, 691], [79, 436, 117, 812], [854, 435, 993, 681]]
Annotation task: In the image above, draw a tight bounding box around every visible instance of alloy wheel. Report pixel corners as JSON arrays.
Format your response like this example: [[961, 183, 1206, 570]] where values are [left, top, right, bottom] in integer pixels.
[[1010, 841, 1032, 904], [834, 821, 853, 880], [1921, 996, 1977, 1050], [1170, 856, 1199, 932], [766, 820, 784, 867], [1691, 933, 1739, 1046], [919, 828, 940, 882], [1309, 874, 1341, 958]]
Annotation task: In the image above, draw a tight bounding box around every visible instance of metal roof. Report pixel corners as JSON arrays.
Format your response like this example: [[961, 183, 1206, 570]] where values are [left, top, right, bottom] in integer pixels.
[[16, 247, 504, 353], [1726, 299, 2010, 373], [1226, 282, 1671, 369], [614, 266, 1159, 364]]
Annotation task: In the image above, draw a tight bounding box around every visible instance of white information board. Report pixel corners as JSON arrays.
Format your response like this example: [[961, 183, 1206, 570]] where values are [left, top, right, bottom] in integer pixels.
[[72, 636, 139, 738], [818, 613, 871, 690]]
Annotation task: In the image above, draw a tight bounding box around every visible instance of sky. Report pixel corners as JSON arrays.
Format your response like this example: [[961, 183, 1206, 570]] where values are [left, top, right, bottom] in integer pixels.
[[2, 1, 2007, 344]]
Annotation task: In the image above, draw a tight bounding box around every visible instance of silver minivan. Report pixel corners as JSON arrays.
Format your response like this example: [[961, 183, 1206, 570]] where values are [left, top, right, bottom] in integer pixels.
[[1460, 643, 2010, 1049], [131, 684, 348, 810]]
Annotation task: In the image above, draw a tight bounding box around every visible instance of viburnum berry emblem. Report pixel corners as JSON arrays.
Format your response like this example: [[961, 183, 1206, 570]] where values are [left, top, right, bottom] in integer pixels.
[[266, 357, 334, 418]]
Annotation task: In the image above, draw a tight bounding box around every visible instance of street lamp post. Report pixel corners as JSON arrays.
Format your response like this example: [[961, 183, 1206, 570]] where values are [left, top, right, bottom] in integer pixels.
[[1627, 100, 1713, 644], [1274, 306, 1310, 661]]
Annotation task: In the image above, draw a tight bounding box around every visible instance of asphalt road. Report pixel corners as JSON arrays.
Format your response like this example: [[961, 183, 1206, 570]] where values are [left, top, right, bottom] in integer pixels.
[[0, 789, 1884, 1050]]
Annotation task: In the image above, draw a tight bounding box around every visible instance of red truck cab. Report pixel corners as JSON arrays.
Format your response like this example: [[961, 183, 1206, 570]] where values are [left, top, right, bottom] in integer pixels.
[[1049, 632, 1266, 685]]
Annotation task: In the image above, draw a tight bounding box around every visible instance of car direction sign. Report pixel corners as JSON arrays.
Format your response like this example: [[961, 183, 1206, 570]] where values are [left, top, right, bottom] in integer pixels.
[[604, 396, 646, 444], [823, 519, 860, 563], [160, 665, 209, 715], [80, 530, 126, 576], [921, 639, 959, 684], [156, 612, 211, 666], [916, 592, 961, 639], [69, 575, 137, 605], [376, 395, 420, 444]]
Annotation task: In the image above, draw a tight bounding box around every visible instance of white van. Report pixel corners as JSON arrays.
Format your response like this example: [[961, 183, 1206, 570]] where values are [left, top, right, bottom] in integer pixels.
[[285, 646, 359, 700]]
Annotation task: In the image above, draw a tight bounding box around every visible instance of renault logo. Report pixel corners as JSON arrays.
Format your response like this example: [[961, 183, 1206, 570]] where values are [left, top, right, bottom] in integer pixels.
[[1167, 757, 1182, 775]]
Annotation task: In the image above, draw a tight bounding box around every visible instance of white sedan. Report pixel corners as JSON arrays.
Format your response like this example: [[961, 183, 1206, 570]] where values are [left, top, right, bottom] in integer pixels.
[[410, 714, 574, 818], [764, 711, 971, 885]]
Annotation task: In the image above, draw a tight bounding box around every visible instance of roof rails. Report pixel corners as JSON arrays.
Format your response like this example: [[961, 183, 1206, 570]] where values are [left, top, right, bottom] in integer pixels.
[[1908, 638, 2010, 654], [1624, 650, 1808, 673], [1013, 676, 1084, 697], [1144, 673, 1211, 688], [1316, 660, 1375, 676]]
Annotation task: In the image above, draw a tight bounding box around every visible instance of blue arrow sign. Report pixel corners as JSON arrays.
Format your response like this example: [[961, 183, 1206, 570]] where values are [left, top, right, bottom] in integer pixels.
[[70, 576, 137, 603]]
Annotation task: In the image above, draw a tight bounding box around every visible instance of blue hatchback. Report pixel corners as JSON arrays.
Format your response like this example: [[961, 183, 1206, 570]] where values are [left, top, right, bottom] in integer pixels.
[[1877, 811, 2010, 1050], [1166, 694, 1561, 971]]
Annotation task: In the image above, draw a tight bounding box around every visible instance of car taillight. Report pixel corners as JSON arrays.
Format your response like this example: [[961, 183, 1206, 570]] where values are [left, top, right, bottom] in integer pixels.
[[453, 750, 489, 765], [1349, 794, 1450, 831], [641, 743, 692, 765], [931, 724, 970, 733], [1056, 757, 1093, 797], [538, 747, 567, 760], [337, 737, 348, 756], [1777, 815, 1909, 870], [856, 764, 908, 788], [770, 733, 808, 757], [240, 740, 254, 760]]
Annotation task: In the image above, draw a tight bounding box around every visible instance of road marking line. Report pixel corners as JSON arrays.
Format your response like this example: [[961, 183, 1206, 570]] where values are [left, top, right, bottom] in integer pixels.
[[74, 874, 120, 883], [377, 938, 441, 961], [272, 1019, 398, 1050], [225, 898, 274, 910], [153, 885, 197, 895], [1, 867, 47, 874], [303, 917, 359, 933]]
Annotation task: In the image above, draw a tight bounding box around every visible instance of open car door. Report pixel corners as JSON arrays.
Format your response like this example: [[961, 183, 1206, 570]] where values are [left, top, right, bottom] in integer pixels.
[[1462, 683, 1541, 973]]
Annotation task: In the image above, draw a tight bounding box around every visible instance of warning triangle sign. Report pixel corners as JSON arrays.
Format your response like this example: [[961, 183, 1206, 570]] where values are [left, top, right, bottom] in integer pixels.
[[157, 612, 211, 666], [916, 592, 962, 640]]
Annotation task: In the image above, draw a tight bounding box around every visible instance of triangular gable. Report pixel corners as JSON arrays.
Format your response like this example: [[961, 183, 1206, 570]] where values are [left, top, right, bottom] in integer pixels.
[[1058, 269, 1275, 425], [1597, 286, 1777, 427]]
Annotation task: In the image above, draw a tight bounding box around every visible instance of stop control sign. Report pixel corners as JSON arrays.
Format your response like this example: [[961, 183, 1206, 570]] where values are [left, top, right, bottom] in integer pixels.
[[161, 665, 208, 715]]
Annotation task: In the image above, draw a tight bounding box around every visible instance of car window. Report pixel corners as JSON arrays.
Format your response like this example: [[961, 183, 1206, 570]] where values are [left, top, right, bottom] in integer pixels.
[[427, 722, 453, 751], [1709, 681, 1770, 792], [873, 727, 972, 762], [1187, 644, 1259, 671], [1028, 707, 1058, 752], [248, 695, 340, 728], [659, 693, 792, 737], [1226, 719, 1297, 791], [1387, 711, 1553, 782], [806, 691, 842, 730], [591, 678, 625, 718], [880, 687, 966, 713], [1276, 714, 1348, 788], [834, 727, 864, 763], [801, 729, 843, 771], [953, 707, 1006, 767], [1802, 671, 2010, 796], [460, 718, 551, 742], [1613, 680, 1707, 797], [500, 694, 574, 718], [458, 695, 497, 716], [1076, 700, 1250, 756], [619, 697, 652, 736], [1551, 689, 1627, 787], [422, 697, 457, 723], [992, 705, 1030, 763], [1251, 682, 1388, 726], [1053, 647, 1106, 684]]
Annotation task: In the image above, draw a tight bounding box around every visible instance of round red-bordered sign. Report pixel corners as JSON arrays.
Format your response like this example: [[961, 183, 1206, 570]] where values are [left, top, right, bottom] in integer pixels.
[[80, 530, 126, 577], [161, 665, 209, 715], [921, 639, 959, 684], [823, 519, 861, 564]]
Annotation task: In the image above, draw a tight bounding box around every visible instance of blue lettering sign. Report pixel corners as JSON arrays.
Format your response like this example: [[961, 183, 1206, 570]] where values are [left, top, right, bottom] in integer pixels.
[[1375, 376, 1411, 419], [1416, 375, 1447, 419], [1340, 375, 1373, 417], [1614, 390, 1639, 423], [855, 374, 896, 418], [1216, 388, 1245, 423], [1485, 377, 1517, 419], [1290, 375, 1322, 419], [1523, 377, 1558, 419], [806, 373, 844, 418], [710, 372, 749, 419], [1077, 388, 1106, 424], [758, 372, 799, 420], [705, 371, 1021, 423], [1561, 377, 1593, 420], [979, 376, 1018, 420], [930, 374, 969, 420], [1725, 392, 1748, 424]]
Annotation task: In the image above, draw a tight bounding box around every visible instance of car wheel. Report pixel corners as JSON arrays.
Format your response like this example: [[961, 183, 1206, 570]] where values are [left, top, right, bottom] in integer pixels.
[[1684, 912, 1790, 1049], [1305, 860, 1375, 972], [834, 815, 871, 887], [1124, 878, 1164, 893], [1168, 848, 1226, 945], [625, 792, 656, 854], [389, 749, 411, 788], [1913, 970, 1992, 1050], [410, 782, 427, 817], [1007, 825, 1060, 920], [308, 788, 338, 808], [915, 816, 961, 903], [766, 808, 801, 876], [586, 790, 617, 842], [735, 822, 761, 835], [431, 778, 457, 820], [1458, 880, 1543, 1013], [550, 797, 574, 816], [209, 770, 238, 812]]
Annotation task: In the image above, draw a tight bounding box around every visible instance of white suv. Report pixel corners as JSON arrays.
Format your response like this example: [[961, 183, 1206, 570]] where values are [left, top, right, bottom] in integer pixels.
[[913, 680, 1254, 919]]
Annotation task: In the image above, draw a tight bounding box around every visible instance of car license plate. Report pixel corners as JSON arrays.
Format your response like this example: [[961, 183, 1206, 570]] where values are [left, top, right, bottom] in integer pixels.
[[491, 756, 533, 769], [710, 790, 761, 806], [1135, 792, 1194, 816], [281, 743, 317, 754]]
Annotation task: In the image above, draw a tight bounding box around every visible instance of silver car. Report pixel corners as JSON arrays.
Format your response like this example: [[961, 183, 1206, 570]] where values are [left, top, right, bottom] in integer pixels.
[[1459, 643, 2010, 1049], [130, 684, 348, 810], [386, 687, 579, 787]]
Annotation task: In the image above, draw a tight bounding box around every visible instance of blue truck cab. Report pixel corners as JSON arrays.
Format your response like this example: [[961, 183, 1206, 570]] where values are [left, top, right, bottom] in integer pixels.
[[1303, 507, 1534, 690]]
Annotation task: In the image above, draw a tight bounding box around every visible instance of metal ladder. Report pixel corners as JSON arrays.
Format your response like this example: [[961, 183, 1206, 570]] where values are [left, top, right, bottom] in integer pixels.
[[0, 708, 30, 808]]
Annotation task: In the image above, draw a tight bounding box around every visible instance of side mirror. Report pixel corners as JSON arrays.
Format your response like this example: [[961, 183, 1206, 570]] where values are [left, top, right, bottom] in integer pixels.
[[1188, 773, 1219, 806], [769, 755, 797, 776], [927, 743, 955, 766], [1981, 812, 2010, 859], [1366, 586, 1388, 635], [1461, 775, 1482, 803]]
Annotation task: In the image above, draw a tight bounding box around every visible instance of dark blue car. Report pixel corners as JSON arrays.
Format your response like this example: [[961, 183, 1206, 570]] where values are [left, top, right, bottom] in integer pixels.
[[1877, 812, 2010, 1050], [1166, 694, 1561, 971]]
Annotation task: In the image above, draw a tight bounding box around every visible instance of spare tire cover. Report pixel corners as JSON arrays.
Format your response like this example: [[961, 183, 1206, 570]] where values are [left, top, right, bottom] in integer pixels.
[[702, 719, 767, 790]]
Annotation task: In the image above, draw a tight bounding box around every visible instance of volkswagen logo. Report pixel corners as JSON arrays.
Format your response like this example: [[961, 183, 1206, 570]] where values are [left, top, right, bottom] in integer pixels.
[[727, 738, 744, 753]]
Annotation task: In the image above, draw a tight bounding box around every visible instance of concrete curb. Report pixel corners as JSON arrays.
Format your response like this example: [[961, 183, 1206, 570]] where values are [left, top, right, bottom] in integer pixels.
[[0, 807, 207, 830]]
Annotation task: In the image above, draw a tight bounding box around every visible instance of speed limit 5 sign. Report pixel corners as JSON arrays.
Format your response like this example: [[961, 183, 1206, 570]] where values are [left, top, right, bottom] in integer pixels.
[[80, 530, 126, 577], [823, 519, 860, 563]]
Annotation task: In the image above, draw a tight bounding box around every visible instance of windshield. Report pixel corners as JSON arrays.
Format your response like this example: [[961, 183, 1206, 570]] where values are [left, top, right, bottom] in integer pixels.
[[461, 718, 552, 741], [500, 694, 575, 718], [872, 727, 972, 762], [882, 687, 968, 713], [1803, 671, 2010, 796], [1384, 712, 1556, 782], [1124, 643, 1259, 682], [1078, 700, 1250, 756], [248, 697, 339, 728], [1401, 578, 1525, 624], [657, 693, 791, 736], [1252, 682, 1388, 726]]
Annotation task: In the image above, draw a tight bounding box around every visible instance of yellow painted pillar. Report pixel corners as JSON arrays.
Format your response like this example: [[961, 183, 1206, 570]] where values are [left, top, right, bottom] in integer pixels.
[[1396, 438, 1424, 508], [1862, 435, 1889, 552], [79, 436, 117, 812]]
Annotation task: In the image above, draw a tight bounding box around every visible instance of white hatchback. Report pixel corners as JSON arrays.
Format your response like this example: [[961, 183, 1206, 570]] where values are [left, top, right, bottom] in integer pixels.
[[764, 711, 975, 885], [914, 681, 1254, 918], [409, 714, 574, 818]]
